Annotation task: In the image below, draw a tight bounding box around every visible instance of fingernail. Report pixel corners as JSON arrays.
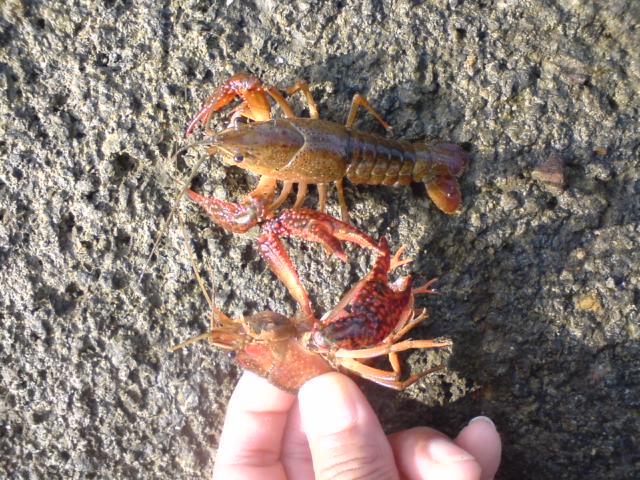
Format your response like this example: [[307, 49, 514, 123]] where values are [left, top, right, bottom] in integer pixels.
[[299, 373, 359, 436], [468, 415, 496, 429], [426, 438, 476, 464]]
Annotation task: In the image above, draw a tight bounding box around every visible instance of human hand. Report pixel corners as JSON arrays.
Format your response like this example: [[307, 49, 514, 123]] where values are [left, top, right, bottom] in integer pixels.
[[213, 371, 501, 480]]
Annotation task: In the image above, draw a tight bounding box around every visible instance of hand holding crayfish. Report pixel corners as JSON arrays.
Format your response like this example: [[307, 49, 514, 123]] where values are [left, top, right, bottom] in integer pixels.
[[212, 371, 501, 480]]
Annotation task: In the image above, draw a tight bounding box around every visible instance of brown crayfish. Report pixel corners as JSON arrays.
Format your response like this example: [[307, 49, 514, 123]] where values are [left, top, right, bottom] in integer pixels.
[[183, 72, 469, 230]]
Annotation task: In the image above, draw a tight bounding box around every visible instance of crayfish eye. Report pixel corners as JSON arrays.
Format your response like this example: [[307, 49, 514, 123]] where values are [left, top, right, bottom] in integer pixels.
[[233, 153, 244, 163], [231, 116, 243, 129]]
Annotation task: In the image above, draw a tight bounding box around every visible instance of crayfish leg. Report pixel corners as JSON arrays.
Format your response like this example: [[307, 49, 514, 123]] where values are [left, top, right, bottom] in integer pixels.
[[391, 308, 429, 340], [386, 338, 452, 352], [389, 351, 402, 377], [264, 85, 296, 118], [337, 358, 444, 390], [293, 182, 308, 208], [380, 365, 445, 390], [334, 178, 350, 223], [317, 183, 328, 213], [389, 245, 412, 271], [345, 93, 393, 132], [332, 337, 451, 360], [269, 181, 294, 211], [412, 278, 438, 296], [285, 79, 319, 119]]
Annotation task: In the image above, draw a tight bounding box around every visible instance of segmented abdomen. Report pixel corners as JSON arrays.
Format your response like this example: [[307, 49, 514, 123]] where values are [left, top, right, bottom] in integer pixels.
[[344, 130, 417, 186]]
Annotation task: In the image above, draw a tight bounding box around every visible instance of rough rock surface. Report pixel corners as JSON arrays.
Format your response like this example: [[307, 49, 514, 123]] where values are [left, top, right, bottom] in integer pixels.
[[1, 1, 638, 478]]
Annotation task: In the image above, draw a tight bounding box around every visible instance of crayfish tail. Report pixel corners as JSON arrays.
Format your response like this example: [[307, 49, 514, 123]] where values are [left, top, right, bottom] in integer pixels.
[[414, 141, 469, 213], [426, 175, 463, 214]]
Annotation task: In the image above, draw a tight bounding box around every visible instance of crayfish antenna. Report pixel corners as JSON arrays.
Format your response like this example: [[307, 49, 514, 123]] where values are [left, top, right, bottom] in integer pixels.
[[167, 208, 215, 354], [138, 139, 220, 282], [168, 332, 212, 352], [175, 208, 216, 314], [168, 206, 236, 354]]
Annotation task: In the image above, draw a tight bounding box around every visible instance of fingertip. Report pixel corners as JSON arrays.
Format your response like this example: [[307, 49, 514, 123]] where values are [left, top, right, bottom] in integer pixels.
[[389, 427, 482, 480], [213, 372, 297, 480], [455, 416, 502, 480], [299, 372, 399, 479], [298, 372, 364, 436], [229, 371, 296, 413]]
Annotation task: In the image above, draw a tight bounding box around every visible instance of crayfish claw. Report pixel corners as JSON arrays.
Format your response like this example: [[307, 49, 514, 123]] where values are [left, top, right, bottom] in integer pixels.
[[186, 189, 262, 233], [257, 230, 316, 320], [389, 244, 412, 271], [185, 72, 273, 137], [412, 278, 438, 296]]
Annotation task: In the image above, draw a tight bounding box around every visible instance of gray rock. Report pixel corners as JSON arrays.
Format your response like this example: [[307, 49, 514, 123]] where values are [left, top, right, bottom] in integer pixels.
[[1, 1, 638, 478]]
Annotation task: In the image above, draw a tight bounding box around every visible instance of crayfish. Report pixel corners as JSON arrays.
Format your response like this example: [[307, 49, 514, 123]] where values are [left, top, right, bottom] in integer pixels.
[[183, 72, 469, 229], [172, 205, 451, 392], [142, 73, 469, 276]]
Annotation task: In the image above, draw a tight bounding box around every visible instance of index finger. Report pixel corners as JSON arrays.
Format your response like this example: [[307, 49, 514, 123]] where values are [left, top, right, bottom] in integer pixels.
[[213, 371, 296, 480]]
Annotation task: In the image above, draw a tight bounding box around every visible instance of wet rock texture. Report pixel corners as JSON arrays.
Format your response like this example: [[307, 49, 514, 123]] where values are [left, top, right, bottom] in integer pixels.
[[1, 1, 638, 478]]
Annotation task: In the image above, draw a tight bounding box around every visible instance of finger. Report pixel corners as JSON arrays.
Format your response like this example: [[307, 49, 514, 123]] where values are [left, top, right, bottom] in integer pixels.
[[213, 371, 296, 480], [299, 372, 399, 480], [388, 427, 481, 480], [455, 417, 501, 480], [281, 399, 314, 480]]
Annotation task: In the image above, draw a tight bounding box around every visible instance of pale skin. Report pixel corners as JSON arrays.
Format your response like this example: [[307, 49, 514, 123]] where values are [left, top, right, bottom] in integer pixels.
[[213, 372, 502, 480]]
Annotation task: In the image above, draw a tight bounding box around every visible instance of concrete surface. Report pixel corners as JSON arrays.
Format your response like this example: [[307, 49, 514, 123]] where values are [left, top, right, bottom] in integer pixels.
[[1, 0, 638, 478]]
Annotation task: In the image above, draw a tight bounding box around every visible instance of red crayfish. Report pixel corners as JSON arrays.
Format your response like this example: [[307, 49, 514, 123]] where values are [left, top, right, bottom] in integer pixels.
[[172, 205, 451, 392]]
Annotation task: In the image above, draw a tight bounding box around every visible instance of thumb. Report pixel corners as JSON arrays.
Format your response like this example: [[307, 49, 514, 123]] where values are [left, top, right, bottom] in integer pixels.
[[298, 372, 399, 480]]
